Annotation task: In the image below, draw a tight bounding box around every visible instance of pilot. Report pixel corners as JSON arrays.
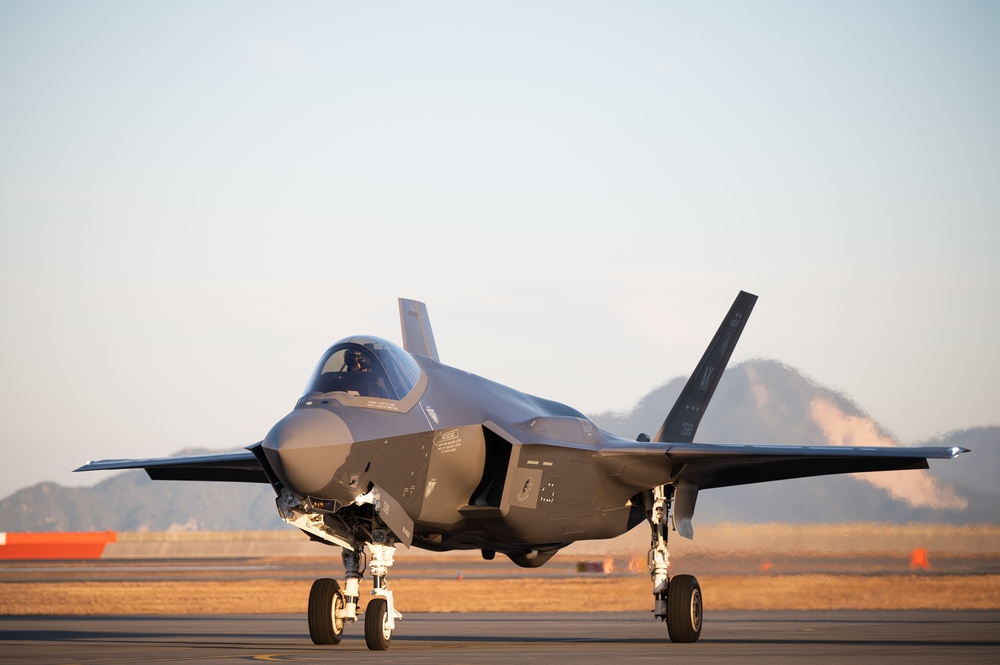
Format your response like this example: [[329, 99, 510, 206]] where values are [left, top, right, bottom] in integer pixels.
[[344, 348, 390, 398], [344, 348, 369, 372]]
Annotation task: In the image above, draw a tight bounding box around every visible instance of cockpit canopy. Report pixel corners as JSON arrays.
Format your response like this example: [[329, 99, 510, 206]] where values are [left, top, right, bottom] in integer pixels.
[[304, 336, 422, 401]]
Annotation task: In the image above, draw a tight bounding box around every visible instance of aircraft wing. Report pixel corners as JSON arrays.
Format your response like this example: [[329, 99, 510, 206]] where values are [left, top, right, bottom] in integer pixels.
[[660, 441, 968, 489], [618, 441, 971, 539], [75, 448, 269, 483]]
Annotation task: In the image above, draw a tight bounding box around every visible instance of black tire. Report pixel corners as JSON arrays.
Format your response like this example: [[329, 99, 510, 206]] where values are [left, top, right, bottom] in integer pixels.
[[364, 597, 392, 650], [308, 578, 345, 645], [666, 574, 703, 643]]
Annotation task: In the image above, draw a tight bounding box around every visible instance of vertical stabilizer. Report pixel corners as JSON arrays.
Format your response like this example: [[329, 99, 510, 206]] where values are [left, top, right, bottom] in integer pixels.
[[654, 291, 757, 443], [399, 299, 440, 362]]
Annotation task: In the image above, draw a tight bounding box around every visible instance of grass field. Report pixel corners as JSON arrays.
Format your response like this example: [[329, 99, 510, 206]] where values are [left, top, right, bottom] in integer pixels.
[[3, 575, 999, 615], [2, 523, 998, 615]]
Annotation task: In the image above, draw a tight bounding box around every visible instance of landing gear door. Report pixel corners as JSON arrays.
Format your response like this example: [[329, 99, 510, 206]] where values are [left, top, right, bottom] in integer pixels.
[[373, 485, 415, 548]]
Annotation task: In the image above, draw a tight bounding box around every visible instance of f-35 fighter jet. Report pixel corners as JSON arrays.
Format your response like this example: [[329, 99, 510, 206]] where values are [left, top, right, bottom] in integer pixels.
[[78, 292, 967, 648]]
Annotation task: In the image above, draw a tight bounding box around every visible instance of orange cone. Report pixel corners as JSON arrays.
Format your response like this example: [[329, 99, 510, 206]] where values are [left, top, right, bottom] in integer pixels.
[[910, 548, 930, 570]]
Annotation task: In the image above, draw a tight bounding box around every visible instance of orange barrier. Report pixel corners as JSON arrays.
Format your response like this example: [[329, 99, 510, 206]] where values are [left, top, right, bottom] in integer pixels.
[[0, 531, 117, 560]]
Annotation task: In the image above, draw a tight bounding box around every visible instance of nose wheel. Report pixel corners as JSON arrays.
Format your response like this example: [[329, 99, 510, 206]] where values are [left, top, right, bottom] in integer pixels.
[[308, 578, 346, 645], [364, 597, 393, 650]]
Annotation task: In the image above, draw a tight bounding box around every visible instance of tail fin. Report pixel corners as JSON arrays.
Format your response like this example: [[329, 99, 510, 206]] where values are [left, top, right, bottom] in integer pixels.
[[654, 291, 757, 443], [398, 298, 440, 362]]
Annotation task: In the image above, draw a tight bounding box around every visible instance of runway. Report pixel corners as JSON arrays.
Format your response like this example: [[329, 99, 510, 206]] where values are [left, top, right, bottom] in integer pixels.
[[2, 610, 998, 664]]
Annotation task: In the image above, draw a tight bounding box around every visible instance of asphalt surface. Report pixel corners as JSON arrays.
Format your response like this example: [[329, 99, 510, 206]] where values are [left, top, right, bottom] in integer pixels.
[[2, 610, 998, 664]]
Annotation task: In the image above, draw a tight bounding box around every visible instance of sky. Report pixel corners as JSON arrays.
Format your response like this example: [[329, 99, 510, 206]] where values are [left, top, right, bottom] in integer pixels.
[[1, 1, 997, 499]]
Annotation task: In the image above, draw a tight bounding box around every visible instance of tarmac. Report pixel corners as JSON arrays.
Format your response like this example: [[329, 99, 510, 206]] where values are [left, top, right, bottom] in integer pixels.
[[2, 610, 999, 664]]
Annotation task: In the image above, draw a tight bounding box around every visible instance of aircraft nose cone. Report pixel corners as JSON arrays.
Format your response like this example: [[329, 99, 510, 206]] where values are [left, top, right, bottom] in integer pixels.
[[262, 408, 354, 496]]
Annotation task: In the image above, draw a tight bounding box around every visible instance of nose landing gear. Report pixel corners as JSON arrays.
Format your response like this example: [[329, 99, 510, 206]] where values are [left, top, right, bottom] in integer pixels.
[[281, 488, 403, 651], [306, 536, 400, 650]]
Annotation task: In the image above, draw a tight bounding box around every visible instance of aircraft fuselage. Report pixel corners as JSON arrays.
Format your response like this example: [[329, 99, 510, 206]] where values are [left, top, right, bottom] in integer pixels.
[[260, 350, 656, 561]]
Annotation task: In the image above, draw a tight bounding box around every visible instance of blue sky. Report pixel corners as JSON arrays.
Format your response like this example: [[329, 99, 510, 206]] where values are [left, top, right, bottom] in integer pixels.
[[1, 1, 997, 497]]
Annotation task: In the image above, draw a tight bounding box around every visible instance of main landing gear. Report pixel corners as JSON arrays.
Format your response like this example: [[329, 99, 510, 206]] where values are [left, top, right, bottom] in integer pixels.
[[648, 484, 702, 643]]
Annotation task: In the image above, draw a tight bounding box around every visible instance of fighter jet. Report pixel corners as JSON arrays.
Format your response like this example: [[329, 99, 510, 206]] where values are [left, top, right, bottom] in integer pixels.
[[77, 292, 967, 648]]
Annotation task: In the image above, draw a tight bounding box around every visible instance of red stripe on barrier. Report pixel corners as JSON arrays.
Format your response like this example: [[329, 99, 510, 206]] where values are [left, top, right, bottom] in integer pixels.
[[0, 531, 117, 560]]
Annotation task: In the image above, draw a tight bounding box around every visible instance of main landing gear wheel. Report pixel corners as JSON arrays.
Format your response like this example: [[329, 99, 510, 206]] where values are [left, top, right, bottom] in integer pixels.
[[308, 578, 346, 645], [364, 597, 392, 650], [666, 574, 702, 643]]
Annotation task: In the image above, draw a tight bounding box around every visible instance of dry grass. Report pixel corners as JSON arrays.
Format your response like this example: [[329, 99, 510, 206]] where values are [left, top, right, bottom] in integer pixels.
[[3, 575, 998, 615], [701, 575, 1000, 610], [5, 525, 998, 615]]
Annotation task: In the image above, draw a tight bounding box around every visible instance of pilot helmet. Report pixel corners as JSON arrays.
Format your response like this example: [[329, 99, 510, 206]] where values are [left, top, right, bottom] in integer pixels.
[[344, 348, 369, 369]]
